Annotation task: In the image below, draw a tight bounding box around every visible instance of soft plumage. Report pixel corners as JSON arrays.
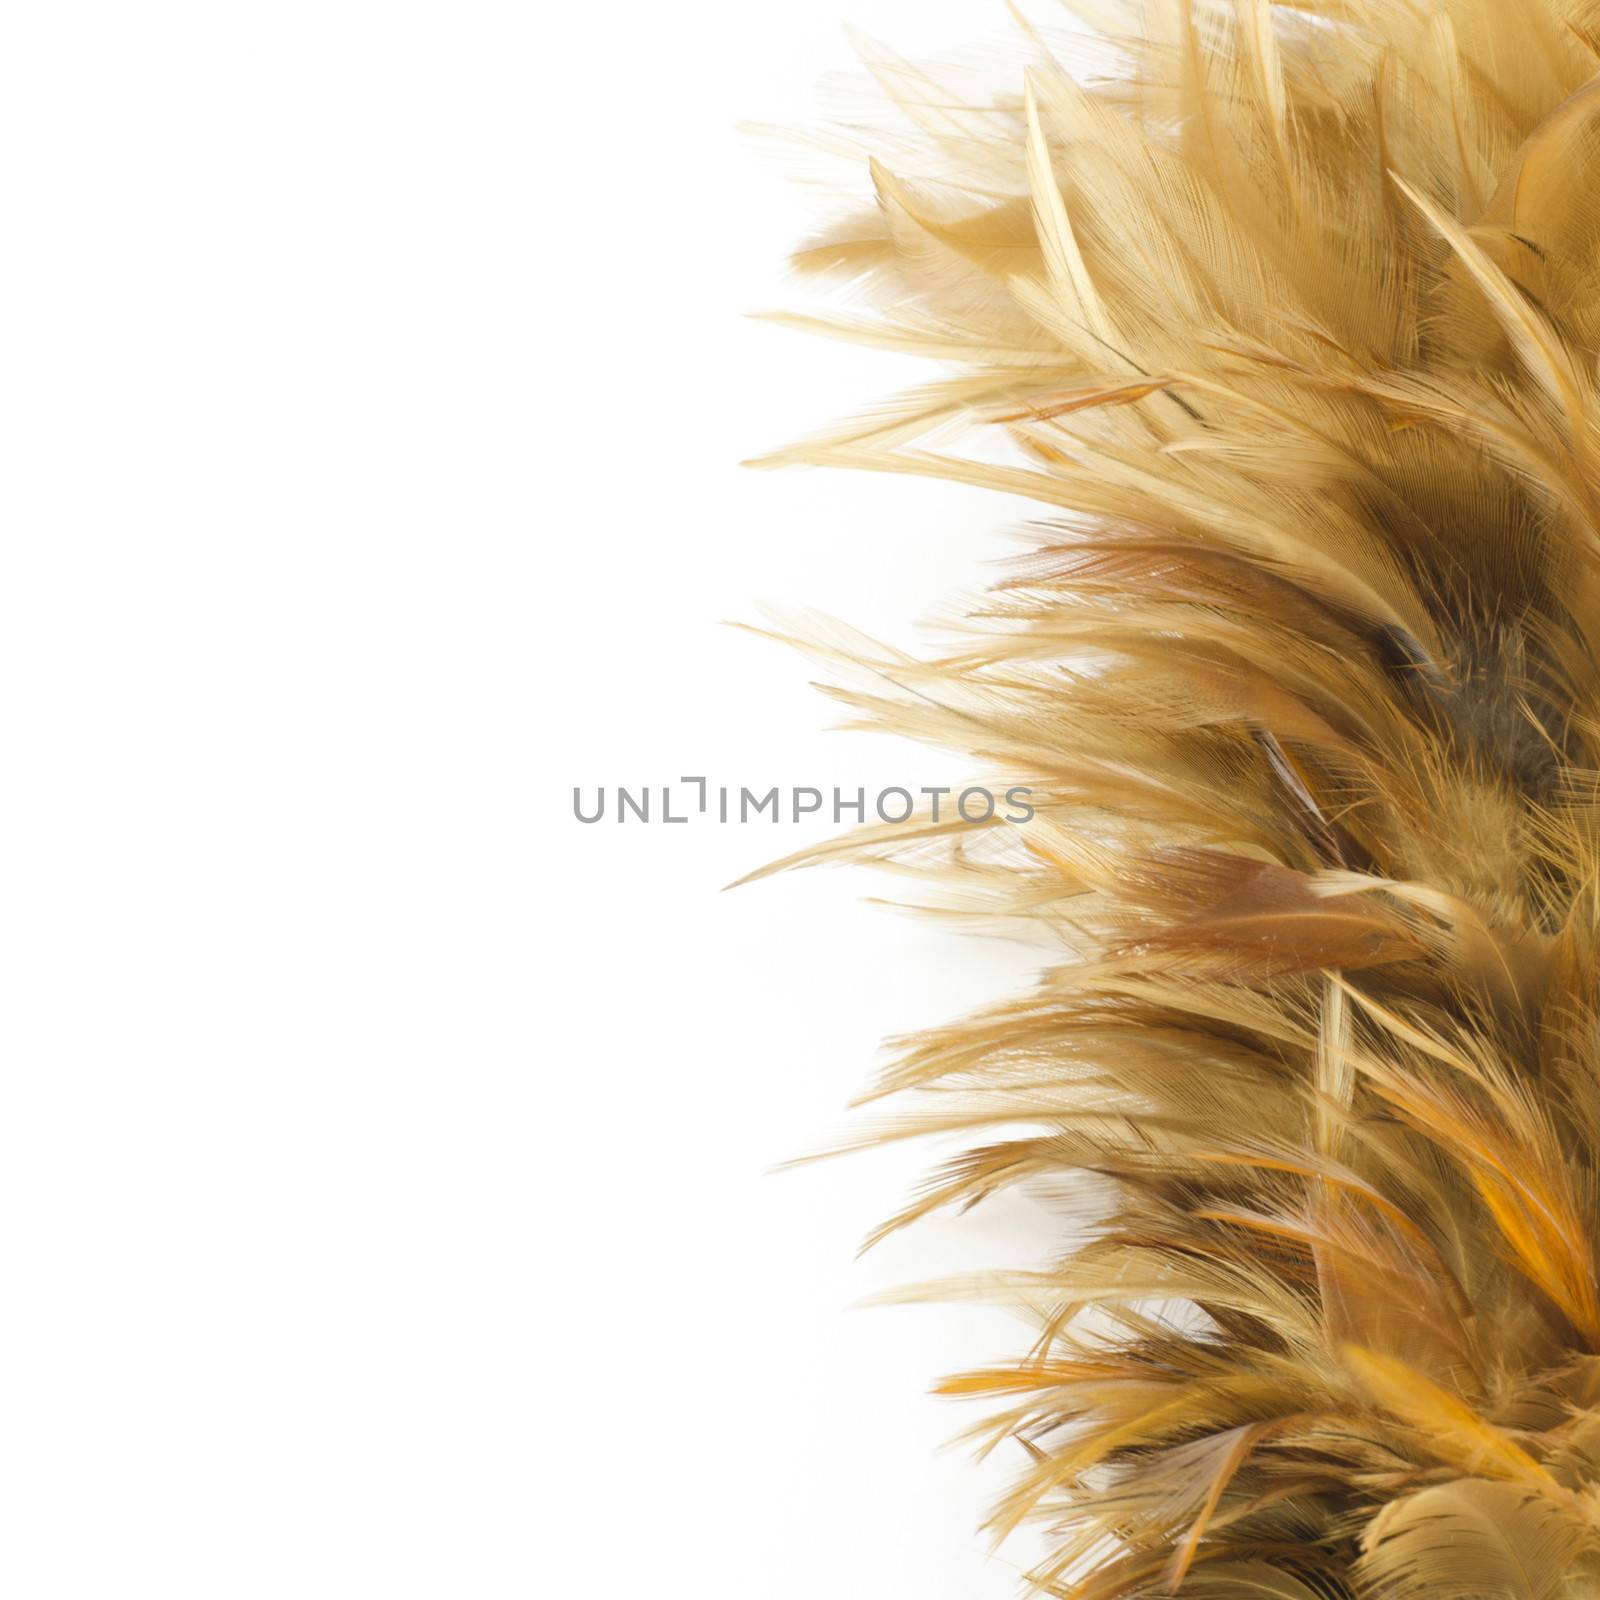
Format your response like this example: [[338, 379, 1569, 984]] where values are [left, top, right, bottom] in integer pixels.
[[761, 2, 1600, 1594]]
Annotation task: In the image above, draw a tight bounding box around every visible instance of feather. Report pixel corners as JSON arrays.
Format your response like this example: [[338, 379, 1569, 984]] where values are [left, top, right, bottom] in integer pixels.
[[758, 1, 1600, 1594], [1342, 1346, 1563, 1490], [1359, 1479, 1597, 1598]]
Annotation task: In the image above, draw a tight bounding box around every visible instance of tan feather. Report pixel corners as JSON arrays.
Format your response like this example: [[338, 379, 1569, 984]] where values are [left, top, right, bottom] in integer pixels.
[[758, 1, 1600, 1595]]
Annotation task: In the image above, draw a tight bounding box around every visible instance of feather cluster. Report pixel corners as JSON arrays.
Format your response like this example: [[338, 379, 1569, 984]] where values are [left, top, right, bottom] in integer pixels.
[[761, 1, 1600, 1595]]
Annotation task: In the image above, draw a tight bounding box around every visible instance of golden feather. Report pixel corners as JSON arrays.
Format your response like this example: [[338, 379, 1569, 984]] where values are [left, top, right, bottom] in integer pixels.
[[761, 1, 1600, 1594]]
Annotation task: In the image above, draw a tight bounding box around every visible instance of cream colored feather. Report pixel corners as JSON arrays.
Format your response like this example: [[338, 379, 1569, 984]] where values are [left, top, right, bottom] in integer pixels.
[[760, 1, 1600, 1594]]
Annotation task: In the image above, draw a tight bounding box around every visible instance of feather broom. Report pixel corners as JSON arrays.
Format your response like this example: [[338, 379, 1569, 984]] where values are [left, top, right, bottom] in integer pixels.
[[757, 1, 1600, 1594]]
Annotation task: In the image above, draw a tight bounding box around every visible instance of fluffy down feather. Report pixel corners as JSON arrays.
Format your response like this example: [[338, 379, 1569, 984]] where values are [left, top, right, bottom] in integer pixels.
[[759, 1, 1600, 1595]]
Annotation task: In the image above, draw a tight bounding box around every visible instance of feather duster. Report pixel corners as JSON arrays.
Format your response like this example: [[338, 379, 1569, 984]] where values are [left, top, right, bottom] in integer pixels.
[[756, 1, 1600, 1594]]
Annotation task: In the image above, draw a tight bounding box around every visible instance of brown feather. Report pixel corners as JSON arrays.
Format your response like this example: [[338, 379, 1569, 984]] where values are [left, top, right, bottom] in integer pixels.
[[761, 2, 1600, 1594]]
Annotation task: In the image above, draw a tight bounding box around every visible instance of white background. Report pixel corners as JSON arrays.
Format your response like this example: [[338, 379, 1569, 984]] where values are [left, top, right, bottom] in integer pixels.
[[1, 3, 1063, 1594]]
